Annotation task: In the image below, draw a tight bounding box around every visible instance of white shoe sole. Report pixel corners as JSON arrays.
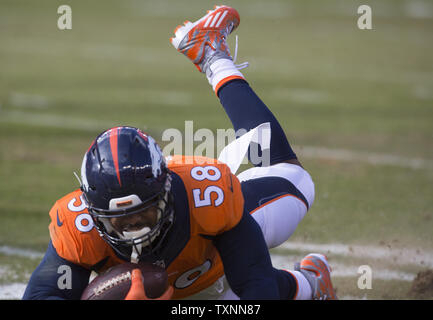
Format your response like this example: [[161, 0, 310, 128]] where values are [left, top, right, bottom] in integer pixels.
[[171, 21, 196, 50], [170, 6, 226, 50]]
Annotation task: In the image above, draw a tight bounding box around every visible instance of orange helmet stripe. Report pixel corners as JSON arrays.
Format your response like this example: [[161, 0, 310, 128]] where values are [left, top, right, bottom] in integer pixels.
[[109, 127, 122, 187]]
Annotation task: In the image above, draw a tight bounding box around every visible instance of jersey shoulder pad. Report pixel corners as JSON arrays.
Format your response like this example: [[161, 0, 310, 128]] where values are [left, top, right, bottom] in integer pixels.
[[48, 189, 113, 269], [168, 155, 244, 236]]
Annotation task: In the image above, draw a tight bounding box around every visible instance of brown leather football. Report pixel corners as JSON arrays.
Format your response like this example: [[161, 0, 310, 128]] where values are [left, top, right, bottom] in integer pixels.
[[80, 262, 168, 300]]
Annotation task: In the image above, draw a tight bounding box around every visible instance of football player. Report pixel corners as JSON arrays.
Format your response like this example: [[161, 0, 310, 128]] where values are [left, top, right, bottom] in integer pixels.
[[23, 5, 336, 300]]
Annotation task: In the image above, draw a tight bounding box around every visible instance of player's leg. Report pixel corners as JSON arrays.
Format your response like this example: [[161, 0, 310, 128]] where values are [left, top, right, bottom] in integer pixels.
[[233, 165, 324, 300], [171, 5, 336, 300], [218, 257, 336, 300], [170, 5, 299, 168], [238, 162, 314, 248], [218, 79, 301, 167], [234, 155, 336, 300], [213, 163, 336, 300], [218, 255, 337, 300], [170, 5, 311, 246]]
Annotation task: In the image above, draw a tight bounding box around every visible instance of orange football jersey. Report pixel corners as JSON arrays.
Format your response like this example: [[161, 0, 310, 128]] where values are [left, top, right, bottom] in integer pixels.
[[48, 190, 125, 271], [48, 155, 244, 299], [165, 155, 244, 298]]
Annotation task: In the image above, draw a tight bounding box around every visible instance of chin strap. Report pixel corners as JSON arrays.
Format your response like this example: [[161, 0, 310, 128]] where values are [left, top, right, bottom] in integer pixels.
[[122, 229, 148, 263], [130, 245, 141, 264]]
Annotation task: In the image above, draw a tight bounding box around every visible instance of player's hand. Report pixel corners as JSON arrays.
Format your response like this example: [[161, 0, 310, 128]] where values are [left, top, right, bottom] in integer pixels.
[[125, 268, 174, 300]]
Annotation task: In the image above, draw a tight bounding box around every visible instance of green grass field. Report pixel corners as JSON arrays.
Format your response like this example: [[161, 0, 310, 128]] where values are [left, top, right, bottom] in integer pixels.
[[1, 0, 432, 299]]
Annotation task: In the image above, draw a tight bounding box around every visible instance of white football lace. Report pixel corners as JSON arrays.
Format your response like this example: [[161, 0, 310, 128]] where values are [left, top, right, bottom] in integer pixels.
[[233, 35, 249, 70], [94, 271, 131, 296]]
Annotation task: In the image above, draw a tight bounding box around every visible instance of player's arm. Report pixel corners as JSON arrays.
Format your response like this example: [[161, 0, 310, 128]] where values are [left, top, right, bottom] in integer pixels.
[[212, 209, 280, 299], [22, 241, 91, 300]]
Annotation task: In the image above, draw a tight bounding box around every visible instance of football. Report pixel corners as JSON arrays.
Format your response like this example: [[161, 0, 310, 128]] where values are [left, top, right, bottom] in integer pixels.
[[80, 262, 169, 300]]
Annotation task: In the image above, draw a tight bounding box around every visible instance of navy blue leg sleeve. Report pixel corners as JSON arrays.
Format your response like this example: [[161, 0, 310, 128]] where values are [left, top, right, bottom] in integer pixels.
[[218, 79, 297, 166], [274, 269, 298, 300]]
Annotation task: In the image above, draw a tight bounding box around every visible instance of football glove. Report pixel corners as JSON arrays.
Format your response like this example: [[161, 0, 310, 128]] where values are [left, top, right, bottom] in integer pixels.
[[125, 268, 174, 300]]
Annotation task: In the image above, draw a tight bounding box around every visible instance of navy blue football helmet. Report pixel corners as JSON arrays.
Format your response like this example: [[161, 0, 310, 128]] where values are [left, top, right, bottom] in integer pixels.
[[80, 126, 174, 262]]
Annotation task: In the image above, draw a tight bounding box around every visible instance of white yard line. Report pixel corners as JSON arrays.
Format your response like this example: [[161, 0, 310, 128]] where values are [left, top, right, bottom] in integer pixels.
[[3, 241, 431, 268], [1, 241, 430, 300], [0, 246, 44, 260], [8, 92, 50, 109], [0, 265, 28, 300], [405, 0, 433, 19], [1, 109, 432, 170], [0, 283, 26, 300], [331, 263, 416, 282], [298, 145, 433, 170], [271, 255, 416, 282], [0, 110, 119, 132], [277, 241, 433, 268]]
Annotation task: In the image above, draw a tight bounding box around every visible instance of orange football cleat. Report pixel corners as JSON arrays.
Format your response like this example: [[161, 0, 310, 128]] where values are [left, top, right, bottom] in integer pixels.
[[295, 253, 338, 300], [170, 5, 240, 73]]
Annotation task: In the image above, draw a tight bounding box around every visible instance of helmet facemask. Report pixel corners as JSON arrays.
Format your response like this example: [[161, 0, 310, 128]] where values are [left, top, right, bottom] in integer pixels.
[[85, 177, 174, 263]]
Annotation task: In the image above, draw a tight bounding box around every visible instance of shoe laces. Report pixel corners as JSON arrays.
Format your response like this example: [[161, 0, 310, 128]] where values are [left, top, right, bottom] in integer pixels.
[[233, 35, 249, 70]]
